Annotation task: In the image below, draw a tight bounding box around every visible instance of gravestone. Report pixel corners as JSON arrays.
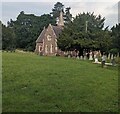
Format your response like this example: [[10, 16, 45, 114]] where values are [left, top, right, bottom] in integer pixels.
[[80, 56, 83, 60], [77, 56, 79, 59], [68, 54, 71, 58], [95, 58, 99, 63], [89, 52, 93, 60], [84, 55, 87, 60], [94, 51, 99, 63], [111, 54, 113, 60], [108, 53, 110, 60]]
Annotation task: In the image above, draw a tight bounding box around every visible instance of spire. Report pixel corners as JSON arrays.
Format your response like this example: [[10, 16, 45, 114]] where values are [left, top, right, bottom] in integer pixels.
[[43, 26, 45, 30], [57, 11, 64, 27]]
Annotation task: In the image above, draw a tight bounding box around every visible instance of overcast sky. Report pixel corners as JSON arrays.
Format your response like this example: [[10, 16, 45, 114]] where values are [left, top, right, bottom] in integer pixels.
[[1, 0, 119, 29]]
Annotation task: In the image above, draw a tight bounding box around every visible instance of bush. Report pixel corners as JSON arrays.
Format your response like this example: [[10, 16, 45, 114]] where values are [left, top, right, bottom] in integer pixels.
[[109, 48, 118, 56]]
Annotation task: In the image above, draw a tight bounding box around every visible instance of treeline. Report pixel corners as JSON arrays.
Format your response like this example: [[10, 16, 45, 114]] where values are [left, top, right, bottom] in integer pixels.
[[1, 2, 120, 56], [58, 13, 120, 56]]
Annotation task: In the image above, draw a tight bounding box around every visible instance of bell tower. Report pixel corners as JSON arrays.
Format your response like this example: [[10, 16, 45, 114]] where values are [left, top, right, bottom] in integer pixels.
[[57, 11, 64, 27]]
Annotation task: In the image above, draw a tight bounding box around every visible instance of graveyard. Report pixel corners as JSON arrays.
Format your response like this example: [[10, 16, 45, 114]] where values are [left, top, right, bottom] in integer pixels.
[[2, 52, 118, 112]]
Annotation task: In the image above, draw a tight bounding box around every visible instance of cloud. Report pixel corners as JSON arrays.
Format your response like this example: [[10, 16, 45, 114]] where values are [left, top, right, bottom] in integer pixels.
[[2, 2, 54, 25], [104, 3, 118, 28], [64, 2, 118, 28], [1, 1, 119, 28], [118, 2, 120, 23], [1, 0, 120, 3], [0, 3, 2, 22]]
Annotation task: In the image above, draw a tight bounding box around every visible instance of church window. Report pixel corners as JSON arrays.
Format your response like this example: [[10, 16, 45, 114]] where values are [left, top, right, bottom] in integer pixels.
[[55, 46, 58, 51], [39, 46, 42, 52], [50, 44, 53, 53], [47, 35, 52, 41], [45, 45, 48, 53]]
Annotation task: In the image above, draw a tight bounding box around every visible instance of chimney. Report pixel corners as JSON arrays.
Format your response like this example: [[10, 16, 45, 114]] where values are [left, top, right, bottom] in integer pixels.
[[57, 11, 64, 27]]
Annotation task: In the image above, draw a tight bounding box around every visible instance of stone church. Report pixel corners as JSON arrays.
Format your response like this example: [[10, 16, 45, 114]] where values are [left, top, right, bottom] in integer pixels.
[[35, 12, 64, 56]]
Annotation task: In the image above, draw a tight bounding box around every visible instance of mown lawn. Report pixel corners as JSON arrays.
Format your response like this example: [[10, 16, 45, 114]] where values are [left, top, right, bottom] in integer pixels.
[[2, 52, 118, 112]]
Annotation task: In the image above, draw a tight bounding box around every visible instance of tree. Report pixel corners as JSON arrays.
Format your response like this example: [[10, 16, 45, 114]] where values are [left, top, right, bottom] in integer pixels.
[[51, 2, 72, 25], [2, 22, 16, 51], [111, 24, 120, 56], [51, 2, 64, 19], [64, 7, 72, 25], [58, 12, 111, 55]]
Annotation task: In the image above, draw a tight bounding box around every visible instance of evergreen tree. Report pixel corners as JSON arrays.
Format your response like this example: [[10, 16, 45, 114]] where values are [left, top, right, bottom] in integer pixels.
[[58, 12, 112, 54], [2, 22, 16, 51], [51, 2, 64, 19], [111, 24, 120, 56], [64, 7, 72, 25]]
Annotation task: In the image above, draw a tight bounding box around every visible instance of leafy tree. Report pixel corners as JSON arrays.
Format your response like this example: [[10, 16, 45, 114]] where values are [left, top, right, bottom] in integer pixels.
[[58, 12, 111, 54], [64, 7, 72, 25], [111, 24, 120, 56], [51, 2, 64, 19], [2, 22, 16, 51], [51, 2, 72, 25], [58, 26, 74, 51]]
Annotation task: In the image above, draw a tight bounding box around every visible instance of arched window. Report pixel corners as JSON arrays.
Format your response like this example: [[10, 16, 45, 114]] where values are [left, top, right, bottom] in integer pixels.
[[39, 46, 42, 52], [45, 45, 48, 53], [50, 44, 53, 53], [47, 35, 52, 41]]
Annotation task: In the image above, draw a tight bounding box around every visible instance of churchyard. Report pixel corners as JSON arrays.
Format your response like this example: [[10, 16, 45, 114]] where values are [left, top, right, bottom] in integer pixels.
[[2, 52, 118, 112]]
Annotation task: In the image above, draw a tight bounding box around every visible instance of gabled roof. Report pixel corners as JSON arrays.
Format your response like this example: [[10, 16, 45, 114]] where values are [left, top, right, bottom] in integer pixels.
[[36, 28, 46, 43], [52, 25, 63, 37], [36, 25, 63, 43]]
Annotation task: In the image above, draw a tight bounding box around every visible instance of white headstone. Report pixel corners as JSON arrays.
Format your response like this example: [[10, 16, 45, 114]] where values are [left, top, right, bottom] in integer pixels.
[[117, 53, 119, 58], [95, 58, 98, 63], [84, 56, 87, 60], [80, 56, 83, 60], [68, 55, 71, 58], [89, 52, 93, 60], [108, 53, 110, 60], [111, 54, 113, 60], [77, 56, 79, 59]]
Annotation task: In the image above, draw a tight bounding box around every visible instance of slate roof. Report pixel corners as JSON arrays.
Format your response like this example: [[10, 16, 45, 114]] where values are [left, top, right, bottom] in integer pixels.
[[52, 25, 63, 37], [36, 25, 63, 43], [36, 28, 46, 43]]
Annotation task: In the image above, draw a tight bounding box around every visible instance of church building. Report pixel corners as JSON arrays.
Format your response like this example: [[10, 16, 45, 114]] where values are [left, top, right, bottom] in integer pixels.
[[35, 12, 64, 56]]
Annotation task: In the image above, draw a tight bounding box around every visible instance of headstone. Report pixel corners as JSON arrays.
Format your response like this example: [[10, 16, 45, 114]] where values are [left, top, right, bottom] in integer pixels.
[[111, 54, 113, 60], [95, 58, 99, 63], [111, 54, 116, 66], [117, 53, 119, 58], [77, 56, 79, 59], [80, 56, 83, 60], [84, 56, 87, 60], [89, 53, 93, 60], [68, 54, 71, 58], [111, 56, 116, 66], [108, 53, 110, 60]]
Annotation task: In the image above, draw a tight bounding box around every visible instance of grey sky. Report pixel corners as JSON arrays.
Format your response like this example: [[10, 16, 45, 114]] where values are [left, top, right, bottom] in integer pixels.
[[1, 1, 119, 29]]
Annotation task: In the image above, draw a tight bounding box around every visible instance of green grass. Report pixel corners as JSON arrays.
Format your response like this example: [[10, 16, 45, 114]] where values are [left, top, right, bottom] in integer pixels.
[[2, 52, 118, 112]]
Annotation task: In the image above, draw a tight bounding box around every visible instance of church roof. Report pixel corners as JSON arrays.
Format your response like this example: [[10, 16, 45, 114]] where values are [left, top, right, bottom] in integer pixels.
[[36, 25, 63, 43], [36, 28, 46, 43], [52, 25, 63, 37]]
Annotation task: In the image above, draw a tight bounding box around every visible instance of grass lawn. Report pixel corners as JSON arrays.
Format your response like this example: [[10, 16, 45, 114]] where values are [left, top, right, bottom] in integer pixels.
[[2, 52, 118, 112]]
